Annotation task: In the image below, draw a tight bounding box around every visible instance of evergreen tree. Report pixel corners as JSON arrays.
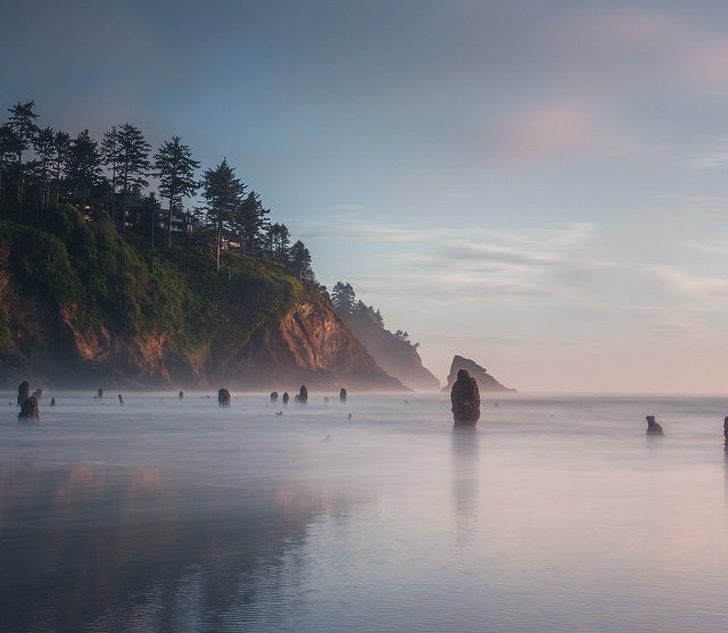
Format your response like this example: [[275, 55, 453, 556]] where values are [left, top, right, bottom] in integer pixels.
[[266, 222, 291, 262], [67, 130, 102, 209], [231, 190, 269, 255], [331, 281, 356, 316], [116, 123, 151, 231], [7, 100, 39, 217], [154, 136, 199, 248], [288, 240, 315, 283], [100, 126, 121, 225], [32, 126, 55, 214], [52, 131, 71, 209], [200, 158, 245, 272]]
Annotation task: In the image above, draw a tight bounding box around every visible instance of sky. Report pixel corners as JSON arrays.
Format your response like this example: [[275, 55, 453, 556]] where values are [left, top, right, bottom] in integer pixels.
[[5, 0, 728, 393]]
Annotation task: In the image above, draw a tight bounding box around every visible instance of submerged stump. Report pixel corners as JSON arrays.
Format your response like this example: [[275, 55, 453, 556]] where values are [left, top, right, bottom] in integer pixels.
[[18, 395, 39, 423], [218, 388, 231, 407], [451, 369, 480, 429], [646, 415, 664, 436]]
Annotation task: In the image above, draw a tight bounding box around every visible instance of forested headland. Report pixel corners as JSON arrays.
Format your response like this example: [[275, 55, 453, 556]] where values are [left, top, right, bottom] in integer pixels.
[[0, 101, 430, 390]]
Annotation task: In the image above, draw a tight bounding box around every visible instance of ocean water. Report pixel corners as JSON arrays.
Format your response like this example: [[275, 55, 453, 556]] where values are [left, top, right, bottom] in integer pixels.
[[1, 390, 728, 633]]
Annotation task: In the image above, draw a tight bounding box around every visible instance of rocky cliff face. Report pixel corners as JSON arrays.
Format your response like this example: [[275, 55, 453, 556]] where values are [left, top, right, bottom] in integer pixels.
[[339, 314, 440, 391], [0, 267, 404, 392], [442, 355, 516, 393]]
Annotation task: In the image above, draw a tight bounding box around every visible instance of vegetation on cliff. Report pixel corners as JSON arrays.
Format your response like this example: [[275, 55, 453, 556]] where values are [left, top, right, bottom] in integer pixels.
[[0, 100, 409, 390]]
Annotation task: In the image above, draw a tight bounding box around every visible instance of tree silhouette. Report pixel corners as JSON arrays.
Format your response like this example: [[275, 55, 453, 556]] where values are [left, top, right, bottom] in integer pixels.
[[200, 158, 245, 272], [101, 126, 121, 227], [116, 123, 151, 231], [67, 130, 102, 209], [154, 136, 199, 248], [32, 126, 55, 214], [52, 131, 71, 209], [266, 222, 290, 262], [288, 240, 315, 283], [7, 100, 39, 217], [230, 190, 269, 256], [331, 281, 356, 316]]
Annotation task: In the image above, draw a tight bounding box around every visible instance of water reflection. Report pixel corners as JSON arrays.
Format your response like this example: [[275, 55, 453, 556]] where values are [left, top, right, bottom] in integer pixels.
[[0, 462, 360, 632], [450, 430, 479, 547]]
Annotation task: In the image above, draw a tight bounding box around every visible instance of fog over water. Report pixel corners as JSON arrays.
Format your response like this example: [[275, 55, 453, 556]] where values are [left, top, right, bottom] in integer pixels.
[[2, 391, 728, 632]]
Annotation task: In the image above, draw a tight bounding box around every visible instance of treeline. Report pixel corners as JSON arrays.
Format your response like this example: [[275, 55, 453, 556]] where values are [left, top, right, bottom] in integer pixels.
[[331, 281, 419, 348], [0, 100, 315, 282]]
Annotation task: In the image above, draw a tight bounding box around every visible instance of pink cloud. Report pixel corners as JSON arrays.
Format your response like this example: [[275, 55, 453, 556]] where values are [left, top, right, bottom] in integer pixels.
[[491, 100, 626, 165]]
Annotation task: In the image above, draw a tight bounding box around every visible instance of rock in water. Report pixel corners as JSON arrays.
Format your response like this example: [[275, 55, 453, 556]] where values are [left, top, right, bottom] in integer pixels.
[[451, 369, 480, 428], [18, 395, 39, 423], [298, 385, 308, 404], [270, 391, 279, 403], [282, 392, 289, 405], [646, 415, 663, 436], [218, 388, 231, 407], [340, 388, 347, 403]]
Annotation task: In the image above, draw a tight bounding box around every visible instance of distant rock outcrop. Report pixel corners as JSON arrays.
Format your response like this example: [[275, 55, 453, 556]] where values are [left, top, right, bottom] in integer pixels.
[[442, 356, 516, 394], [450, 369, 480, 428]]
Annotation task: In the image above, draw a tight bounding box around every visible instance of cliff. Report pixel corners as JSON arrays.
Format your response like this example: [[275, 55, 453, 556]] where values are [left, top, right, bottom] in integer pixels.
[[442, 355, 516, 393], [0, 212, 404, 391], [341, 312, 440, 391]]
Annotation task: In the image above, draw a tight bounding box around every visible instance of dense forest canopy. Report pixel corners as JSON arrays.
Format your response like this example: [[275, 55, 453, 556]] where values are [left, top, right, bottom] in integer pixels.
[[0, 100, 316, 284]]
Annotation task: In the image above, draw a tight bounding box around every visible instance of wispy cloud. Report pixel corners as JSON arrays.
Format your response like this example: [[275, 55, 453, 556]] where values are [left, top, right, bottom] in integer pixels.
[[650, 266, 728, 297]]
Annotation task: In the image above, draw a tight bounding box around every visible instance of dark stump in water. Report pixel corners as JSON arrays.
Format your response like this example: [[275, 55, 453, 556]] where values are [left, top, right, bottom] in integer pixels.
[[18, 395, 39, 423], [218, 388, 231, 407], [17, 381, 30, 406], [451, 369, 480, 429], [646, 415, 663, 436]]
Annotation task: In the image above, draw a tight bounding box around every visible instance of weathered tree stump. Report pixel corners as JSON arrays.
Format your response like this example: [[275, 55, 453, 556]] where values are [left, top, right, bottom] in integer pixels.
[[646, 415, 663, 436], [18, 395, 39, 423], [17, 381, 30, 406], [218, 388, 231, 407]]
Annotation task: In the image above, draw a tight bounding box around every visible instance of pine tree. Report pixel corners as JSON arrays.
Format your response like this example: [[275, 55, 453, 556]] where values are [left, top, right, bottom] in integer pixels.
[[200, 158, 245, 272], [116, 123, 150, 230], [154, 136, 199, 248]]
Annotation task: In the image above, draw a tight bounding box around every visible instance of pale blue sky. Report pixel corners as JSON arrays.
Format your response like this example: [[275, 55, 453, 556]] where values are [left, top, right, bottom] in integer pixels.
[[5, 1, 728, 392]]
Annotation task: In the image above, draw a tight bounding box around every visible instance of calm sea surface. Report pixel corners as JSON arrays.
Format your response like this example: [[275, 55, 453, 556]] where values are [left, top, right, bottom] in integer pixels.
[[1, 390, 728, 633]]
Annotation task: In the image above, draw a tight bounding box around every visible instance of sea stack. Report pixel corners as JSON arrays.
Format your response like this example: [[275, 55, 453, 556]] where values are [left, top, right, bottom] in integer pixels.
[[298, 385, 308, 404], [450, 369, 480, 429], [270, 391, 279, 403], [340, 388, 347, 403], [646, 415, 663, 436]]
